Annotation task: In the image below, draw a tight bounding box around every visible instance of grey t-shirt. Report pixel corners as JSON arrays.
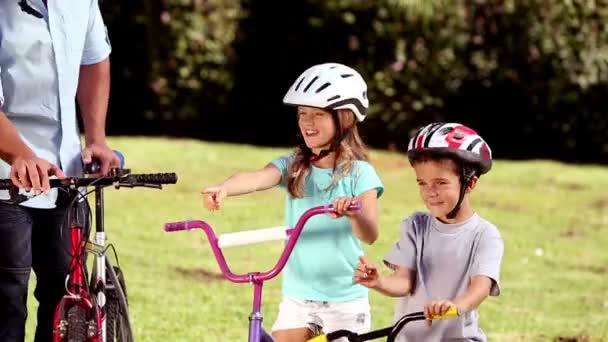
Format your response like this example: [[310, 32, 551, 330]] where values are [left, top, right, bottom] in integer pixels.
[[383, 211, 504, 342]]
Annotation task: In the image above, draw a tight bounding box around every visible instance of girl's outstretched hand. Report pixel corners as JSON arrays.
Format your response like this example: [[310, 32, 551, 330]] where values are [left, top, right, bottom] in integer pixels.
[[202, 186, 227, 211], [353, 255, 380, 288]]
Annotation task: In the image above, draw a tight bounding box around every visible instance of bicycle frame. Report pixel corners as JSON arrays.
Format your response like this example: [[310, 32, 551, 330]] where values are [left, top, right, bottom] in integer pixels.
[[164, 202, 361, 342], [94, 183, 108, 341], [52, 183, 112, 342]]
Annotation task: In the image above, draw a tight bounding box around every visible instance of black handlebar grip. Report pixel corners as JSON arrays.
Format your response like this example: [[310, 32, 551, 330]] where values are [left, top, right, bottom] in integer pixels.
[[0, 179, 12, 190], [133, 173, 178, 185], [84, 150, 125, 174]]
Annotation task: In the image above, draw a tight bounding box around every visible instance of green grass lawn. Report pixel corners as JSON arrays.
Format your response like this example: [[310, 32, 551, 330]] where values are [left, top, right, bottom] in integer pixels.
[[26, 136, 608, 341]]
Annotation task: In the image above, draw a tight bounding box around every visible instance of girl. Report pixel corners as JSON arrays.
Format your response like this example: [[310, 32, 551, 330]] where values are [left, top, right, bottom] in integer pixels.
[[202, 63, 384, 342]]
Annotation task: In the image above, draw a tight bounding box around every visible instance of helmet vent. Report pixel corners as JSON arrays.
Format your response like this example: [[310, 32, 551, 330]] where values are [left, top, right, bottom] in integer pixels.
[[424, 123, 444, 147], [294, 77, 305, 92], [466, 138, 482, 151], [341, 74, 354, 78], [327, 95, 341, 101], [316, 82, 331, 93], [439, 126, 454, 135], [303, 76, 319, 92]]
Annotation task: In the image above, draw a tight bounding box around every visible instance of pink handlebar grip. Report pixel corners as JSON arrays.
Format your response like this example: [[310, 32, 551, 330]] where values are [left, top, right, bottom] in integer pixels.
[[325, 200, 362, 213], [164, 222, 189, 232], [348, 201, 362, 211]]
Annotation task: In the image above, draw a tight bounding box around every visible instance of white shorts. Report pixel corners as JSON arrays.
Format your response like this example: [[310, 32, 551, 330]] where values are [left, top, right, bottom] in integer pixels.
[[271, 296, 371, 341]]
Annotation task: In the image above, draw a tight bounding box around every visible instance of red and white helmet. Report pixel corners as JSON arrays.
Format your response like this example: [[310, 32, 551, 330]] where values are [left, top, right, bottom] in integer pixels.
[[407, 122, 492, 174]]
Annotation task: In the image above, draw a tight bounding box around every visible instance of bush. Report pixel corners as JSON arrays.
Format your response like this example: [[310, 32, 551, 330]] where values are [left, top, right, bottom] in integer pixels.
[[101, 0, 608, 162]]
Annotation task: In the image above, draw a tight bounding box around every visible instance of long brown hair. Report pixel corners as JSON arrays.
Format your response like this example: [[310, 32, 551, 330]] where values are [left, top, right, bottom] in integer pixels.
[[286, 109, 368, 198]]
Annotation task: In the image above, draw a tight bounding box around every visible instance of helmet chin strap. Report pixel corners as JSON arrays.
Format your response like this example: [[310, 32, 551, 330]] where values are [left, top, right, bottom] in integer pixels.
[[308, 146, 332, 162], [446, 165, 477, 219], [300, 134, 346, 162]]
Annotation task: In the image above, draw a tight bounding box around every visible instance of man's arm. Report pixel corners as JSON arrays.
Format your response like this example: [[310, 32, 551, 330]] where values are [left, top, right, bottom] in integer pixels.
[[77, 58, 118, 175], [0, 111, 65, 191], [0, 111, 35, 164], [0, 65, 31, 163], [77, 58, 110, 147]]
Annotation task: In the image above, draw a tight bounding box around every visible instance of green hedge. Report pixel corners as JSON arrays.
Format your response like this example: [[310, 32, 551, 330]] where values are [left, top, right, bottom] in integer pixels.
[[101, 0, 608, 162]]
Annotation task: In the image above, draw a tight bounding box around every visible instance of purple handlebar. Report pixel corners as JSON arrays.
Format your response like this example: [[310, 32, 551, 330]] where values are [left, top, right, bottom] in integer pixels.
[[163, 201, 361, 284], [164, 222, 189, 232]]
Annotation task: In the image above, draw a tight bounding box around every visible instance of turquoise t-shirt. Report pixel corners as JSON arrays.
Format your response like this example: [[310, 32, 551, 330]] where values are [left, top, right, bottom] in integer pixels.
[[271, 155, 384, 302]]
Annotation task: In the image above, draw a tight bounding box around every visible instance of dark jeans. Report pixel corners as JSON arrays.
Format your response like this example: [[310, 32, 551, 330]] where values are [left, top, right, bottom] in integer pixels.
[[0, 192, 89, 342]]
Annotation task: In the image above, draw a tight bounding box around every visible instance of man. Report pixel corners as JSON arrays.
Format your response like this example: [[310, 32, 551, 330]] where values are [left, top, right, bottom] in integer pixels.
[[0, 1, 119, 341]]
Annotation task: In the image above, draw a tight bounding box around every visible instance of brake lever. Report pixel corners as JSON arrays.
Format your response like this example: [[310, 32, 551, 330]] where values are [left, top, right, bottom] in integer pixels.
[[0, 185, 35, 205], [0, 196, 29, 205], [145, 184, 163, 189], [117, 182, 162, 189]]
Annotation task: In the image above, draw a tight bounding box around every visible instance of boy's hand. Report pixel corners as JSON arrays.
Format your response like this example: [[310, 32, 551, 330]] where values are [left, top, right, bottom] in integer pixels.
[[330, 196, 358, 218], [201, 186, 227, 211], [424, 300, 457, 326], [353, 255, 380, 288]]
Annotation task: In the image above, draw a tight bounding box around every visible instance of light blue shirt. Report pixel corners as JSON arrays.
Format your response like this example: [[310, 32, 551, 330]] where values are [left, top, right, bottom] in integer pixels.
[[0, 0, 111, 208], [272, 155, 384, 302]]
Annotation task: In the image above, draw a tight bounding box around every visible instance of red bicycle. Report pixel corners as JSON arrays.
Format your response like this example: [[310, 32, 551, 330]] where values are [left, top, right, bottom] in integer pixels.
[[0, 152, 177, 342]]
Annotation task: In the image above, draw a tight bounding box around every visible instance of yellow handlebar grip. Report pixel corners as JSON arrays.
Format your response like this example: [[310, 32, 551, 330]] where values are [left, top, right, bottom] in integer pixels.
[[430, 306, 459, 320], [307, 335, 329, 342]]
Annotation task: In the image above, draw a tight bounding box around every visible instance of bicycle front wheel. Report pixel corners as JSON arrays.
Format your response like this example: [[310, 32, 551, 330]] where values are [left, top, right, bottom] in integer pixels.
[[66, 305, 88, 342], [105, 259, 134, 342]]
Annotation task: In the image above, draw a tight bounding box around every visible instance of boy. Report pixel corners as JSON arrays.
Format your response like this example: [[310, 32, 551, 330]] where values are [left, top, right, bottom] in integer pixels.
[[354, 122, 504, 341]]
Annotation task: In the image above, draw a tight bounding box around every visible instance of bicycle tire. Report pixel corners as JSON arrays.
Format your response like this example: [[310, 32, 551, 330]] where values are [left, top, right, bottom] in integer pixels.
[[66, 305, 88, 342], [105, 295, 119, 341], [105, 259, 134, 342]]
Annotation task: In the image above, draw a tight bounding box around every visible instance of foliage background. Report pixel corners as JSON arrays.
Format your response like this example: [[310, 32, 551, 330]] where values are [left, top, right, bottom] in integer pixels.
[[100, 0, 608, 162]]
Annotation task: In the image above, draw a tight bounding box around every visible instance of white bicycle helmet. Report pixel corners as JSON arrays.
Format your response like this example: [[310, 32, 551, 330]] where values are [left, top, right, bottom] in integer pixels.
[[283, 63, 368, 122]]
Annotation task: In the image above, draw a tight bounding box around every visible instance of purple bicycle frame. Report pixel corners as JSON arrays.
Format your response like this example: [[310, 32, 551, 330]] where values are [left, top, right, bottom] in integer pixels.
[[164, 202, 361, 342]]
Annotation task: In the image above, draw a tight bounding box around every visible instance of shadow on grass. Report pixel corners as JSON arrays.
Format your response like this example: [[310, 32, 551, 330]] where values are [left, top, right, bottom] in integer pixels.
[[553, 336, 591, 342], [175, 267, 224, 281]]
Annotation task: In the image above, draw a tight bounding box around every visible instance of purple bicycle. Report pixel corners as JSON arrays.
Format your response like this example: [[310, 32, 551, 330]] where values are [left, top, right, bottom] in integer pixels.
[[163, 202, 361, 342]]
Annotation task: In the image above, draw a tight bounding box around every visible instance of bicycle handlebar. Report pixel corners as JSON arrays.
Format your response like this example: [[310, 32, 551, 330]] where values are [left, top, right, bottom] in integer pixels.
[[309, 306, 459, 342], [0, 149, 177, 194], [163, 201, 362, 284], [0, 172, 178, 191]]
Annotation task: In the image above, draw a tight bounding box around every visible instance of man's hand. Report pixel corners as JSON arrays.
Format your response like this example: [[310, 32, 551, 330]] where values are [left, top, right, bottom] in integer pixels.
[[81, 142, 120, 176], [10, 156, 66, 194]]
